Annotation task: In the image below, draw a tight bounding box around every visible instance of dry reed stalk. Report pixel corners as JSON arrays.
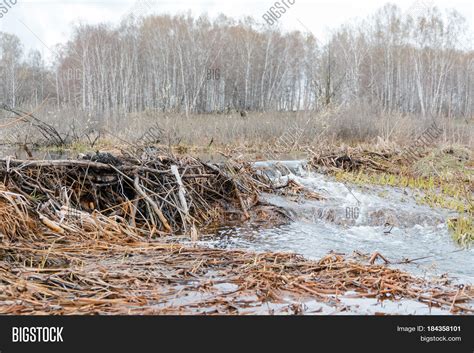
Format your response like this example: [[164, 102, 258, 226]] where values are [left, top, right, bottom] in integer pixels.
[[0, 234, 471, 315]]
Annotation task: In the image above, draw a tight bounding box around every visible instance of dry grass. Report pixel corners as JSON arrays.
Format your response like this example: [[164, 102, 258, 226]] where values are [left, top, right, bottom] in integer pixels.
[[1, 213, 472, 315], [105, 108, 474, 149], [1, 103, 472, 152]]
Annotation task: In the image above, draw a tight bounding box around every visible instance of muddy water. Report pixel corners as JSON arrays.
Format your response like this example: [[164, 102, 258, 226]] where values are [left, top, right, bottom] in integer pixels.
[[201, 160, 473, 285]]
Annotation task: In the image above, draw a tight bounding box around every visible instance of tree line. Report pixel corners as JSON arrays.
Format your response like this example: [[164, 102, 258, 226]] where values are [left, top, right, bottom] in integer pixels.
[[0, 3, 472, 119]]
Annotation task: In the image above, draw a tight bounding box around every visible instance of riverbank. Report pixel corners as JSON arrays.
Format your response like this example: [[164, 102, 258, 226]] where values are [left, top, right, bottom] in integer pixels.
[[0, 147, 472, 315]]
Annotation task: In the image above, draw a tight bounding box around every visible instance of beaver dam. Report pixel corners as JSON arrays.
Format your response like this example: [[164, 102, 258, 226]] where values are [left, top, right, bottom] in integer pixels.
[[0, 148, 472, 315]]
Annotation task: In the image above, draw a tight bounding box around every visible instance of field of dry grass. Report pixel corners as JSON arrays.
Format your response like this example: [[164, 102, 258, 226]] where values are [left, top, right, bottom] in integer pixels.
[[1, 104, 472, 154], [99, 109, 474, 149]]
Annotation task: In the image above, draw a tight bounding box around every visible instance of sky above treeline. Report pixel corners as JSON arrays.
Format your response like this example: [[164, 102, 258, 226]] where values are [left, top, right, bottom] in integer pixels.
[[0, 0, 472, 63]]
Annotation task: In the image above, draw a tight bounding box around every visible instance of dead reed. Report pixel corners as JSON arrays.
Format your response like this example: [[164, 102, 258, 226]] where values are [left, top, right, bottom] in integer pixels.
[[1, 236, 472, 315]]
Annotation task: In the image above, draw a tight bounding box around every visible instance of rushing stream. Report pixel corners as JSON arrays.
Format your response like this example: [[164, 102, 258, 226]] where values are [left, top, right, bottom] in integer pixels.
[[201, 160, 473, 286]]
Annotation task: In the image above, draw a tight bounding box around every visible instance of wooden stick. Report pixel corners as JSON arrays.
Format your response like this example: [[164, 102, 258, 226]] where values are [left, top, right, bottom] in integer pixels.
[[133, 175, 172, 233]]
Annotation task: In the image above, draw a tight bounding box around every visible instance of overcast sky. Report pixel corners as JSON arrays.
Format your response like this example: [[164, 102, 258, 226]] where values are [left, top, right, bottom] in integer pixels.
[[0, 0, 472, 62]]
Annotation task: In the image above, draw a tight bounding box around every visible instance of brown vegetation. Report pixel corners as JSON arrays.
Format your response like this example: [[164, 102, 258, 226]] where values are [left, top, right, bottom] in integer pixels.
[[1, 230, 472, 314]]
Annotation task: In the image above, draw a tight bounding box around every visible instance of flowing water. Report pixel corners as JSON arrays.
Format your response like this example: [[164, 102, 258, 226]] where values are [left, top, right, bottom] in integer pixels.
[[201, 160, 473, 285]]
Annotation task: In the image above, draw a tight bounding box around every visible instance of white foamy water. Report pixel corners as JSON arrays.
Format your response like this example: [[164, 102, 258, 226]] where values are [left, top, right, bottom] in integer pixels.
[[202, 160, 473, 285]]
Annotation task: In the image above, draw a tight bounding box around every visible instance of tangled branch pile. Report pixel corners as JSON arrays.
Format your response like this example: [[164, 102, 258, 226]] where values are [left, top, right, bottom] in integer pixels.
[[311, 146, 412, 174], [0, 152, 283, 237]]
